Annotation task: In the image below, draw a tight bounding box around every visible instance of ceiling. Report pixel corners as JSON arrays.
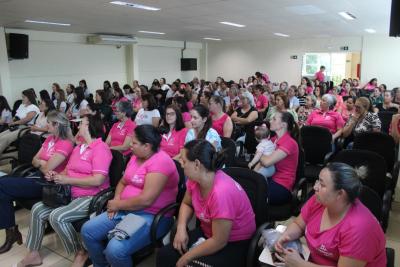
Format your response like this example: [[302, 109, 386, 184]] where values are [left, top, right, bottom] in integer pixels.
[[0, 0, 392, 42]]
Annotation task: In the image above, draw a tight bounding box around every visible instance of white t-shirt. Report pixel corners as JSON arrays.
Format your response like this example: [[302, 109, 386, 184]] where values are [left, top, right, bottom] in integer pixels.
[[67, 94, 74, 105], [31, 112, 48, 135], [256, 139, 276, 155], [134, 108, 160, 126], [71, 100, 88, 118], [53, 100, 67, 113], [1, 109, 12, 124], [161, 84, 171, 91], [15, 104, 40, 125]]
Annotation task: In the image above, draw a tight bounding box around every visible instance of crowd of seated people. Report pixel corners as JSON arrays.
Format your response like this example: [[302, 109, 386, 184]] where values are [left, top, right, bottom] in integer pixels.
[[0, 71, 396, 266]]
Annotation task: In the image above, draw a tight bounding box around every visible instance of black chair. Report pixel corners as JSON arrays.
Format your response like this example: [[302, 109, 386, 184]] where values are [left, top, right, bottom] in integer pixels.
[[221, 137, 237, 167], [378, 111, 396, 134], [332, 149, 392, 232], [300, 126, 333, 184], [267, 147, 308, 223], [353, 132, 399, 192], [358, 185, 395, 267]]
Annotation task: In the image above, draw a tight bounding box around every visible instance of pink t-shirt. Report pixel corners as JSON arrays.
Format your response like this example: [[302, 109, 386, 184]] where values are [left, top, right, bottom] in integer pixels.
[[301, 195, 386, 266], [306, 110, 345, 134], [66, 138, 112, 198], [271, 132, 299, 191], [132, 98, 142, 110], [120, 150, 179, 214], [187, 170, 256, 242], [306, 86, 314, 95], [187, 101, 194, 111], [254, 94, 268, 111], [364, 84, 376, 91], [341, 108, 355, 123], [39, 135, 74, 173], [315, 71, 325, 82], [182, 112, 191, 123], [160, 128, 188, 158], [212, 113, 229, 136], [108, 119, 136, 155]]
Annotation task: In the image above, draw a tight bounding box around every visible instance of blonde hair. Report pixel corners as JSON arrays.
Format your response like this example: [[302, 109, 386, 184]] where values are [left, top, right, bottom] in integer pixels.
[[47, 111, 73, 141]]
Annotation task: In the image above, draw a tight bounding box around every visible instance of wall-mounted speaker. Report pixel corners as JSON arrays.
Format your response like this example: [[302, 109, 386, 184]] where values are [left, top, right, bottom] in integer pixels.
[[390, 0, 400, 37], [8, 33, 29, 59], [181, 58, 197, 71]]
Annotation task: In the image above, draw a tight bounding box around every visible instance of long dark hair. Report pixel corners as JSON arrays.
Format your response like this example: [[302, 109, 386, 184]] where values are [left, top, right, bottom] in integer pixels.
[[41, 98, 55, 116], [39, 90, 51, 102], [83, 113, 104, 139], [73, 87, 85, 106], [159, 105, 185, 134], [280, 111, 299, 141], [192, 104, 212, 140], [134, 124, 161, 152], [0, 96, 11, 113], [184, 139, 225, 172]]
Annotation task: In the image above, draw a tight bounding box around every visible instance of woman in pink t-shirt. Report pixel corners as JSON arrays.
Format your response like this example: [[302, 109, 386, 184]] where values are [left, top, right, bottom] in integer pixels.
[[18, 113, 112, 267], [275, 162, 386, 267], [81, 124, 179, 267], [157, 139, 256, 267], [253, 84, 269, 113], [362, 78, 378, 91], [260, 111, 299, 204], [159, 105, 188, 158], [0, 111, 74, 254], [106, 101, 136, 156], [209, 95, 233, 137], [173, 96, 192, 128], [111, 87, 128, 114]]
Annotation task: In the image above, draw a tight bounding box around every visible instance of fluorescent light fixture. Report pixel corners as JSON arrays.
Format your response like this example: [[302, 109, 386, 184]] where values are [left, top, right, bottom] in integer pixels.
[[110, 1, 160, 11], [138, 30, 165, 35], [219, 21, 245, 28], [24, 20, 70, 26], [365, 28, 376, 33], [274, 32, 290, 37], [203, 37, 221, 41], [338, 11, 356, 20]]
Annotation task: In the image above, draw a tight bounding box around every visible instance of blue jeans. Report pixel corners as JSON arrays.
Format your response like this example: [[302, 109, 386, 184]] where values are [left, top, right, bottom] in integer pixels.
[[81, 210, 172, 267]]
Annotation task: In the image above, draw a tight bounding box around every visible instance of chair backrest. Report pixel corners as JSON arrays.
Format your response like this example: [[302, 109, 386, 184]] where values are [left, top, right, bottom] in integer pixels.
[[332, 149, 387, 198], [359, 185, 383, 223], [353, 132, 395, 171], [300, 126, 332, 164], [109, 150, 126, 187], [12, 99, 22, 117], [220, 137, 236, 167], [378, 111, 396, 134], [222, 167, 268, 227], [18, 133, 43, 164], [173, 159, 186, 204]]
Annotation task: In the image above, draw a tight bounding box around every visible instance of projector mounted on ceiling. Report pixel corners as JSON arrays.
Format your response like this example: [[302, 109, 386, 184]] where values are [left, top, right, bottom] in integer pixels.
[[87, 35, 137, 45]]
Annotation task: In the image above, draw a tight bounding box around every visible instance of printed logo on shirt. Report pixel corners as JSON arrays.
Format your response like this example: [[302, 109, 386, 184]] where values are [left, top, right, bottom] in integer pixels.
[[199, 212, 210, 223], [130, 174, 143, 185], [47, 140, 55, 153], [317, 244, 334, 258]]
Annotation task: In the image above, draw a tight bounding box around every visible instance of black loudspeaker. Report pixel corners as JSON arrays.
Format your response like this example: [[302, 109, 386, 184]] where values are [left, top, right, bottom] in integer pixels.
[[390, 0, 400, 37], [8, 33, 29, 59], [181, 58, 197, 71]]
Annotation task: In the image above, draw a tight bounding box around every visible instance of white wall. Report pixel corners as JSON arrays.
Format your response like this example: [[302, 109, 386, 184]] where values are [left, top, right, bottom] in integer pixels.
[[206, 37, 363, 85], [4, 29, 127, 102], [361, 36, 400, 90], [136, 38, 201, 86], [0, 27, 12, 101]]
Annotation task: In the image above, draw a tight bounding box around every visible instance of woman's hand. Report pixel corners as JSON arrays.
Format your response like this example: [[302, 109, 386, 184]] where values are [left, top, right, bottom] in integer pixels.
[[176, 253, 191, 267], [274, 234, 291, 253], [30, 125, 39, 132], [107, 199, 120, 213], [53, 174, 69, 184], [173, 227, 189, 255], [274, 248, 305, 267], [45, 170, 58, 181]]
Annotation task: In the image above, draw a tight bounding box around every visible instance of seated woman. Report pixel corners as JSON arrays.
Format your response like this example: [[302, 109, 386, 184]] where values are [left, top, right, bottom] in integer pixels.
[[94, 89, 113, 125], [106, 101, 136, 156], [374, 91, 399, 113], [185, 104, 221, 151], [297, 94, 316, 127], [17, 113, 112, 267], [259, 111, 299, 205], [0, 111, 74, 254], [173, 96, 192, 128], [159, 105, 188, 158], [67, 87, 89, 119], [30, 98, 55, 136], [0, 96, 13, 131], [0, 89, 40, 156], [209, 95, 233, 138], [81, 125, 179, 266], [135, 93, 161, 127], [253, 84, 269, 113], [341, 96, 356, 123], [275, 162, 386, 267], [306, 94, 344, 142], [53, 88, 67, 113], [156, 139, 256, 267], [111, 87, 128, 115], [342, 97, 381, 139], [266, 92, 298, 123]]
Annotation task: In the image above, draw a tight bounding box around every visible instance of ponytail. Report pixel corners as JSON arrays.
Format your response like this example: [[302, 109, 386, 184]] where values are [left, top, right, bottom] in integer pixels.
[[184, 139, 225, 171], [280, 111, 299, 141]]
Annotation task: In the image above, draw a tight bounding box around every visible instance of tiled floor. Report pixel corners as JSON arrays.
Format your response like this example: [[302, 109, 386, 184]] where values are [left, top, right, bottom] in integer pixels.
[[1, 200, 400, 266]]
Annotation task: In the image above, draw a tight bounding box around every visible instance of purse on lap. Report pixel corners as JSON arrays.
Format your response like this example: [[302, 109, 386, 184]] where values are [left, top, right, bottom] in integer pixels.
[[36, 180, 71, 208]]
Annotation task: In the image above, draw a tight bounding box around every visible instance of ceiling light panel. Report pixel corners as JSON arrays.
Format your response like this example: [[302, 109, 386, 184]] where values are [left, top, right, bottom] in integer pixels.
[[338, 11, 356, 20], [203, 37, 221, 41], [110, 1, 160, 11], [138, 30, 165, 35], [274, 32, 290, 37], [25, 20, 70, 26], [219, 21, 246, 28]]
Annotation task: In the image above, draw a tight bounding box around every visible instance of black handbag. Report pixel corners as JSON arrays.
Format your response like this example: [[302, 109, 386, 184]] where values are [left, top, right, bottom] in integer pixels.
[[37, 181, 71, 208]]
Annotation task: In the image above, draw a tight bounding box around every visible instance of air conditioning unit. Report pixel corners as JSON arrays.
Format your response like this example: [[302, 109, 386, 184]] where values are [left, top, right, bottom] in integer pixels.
[[87, 35, 137, 45]]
